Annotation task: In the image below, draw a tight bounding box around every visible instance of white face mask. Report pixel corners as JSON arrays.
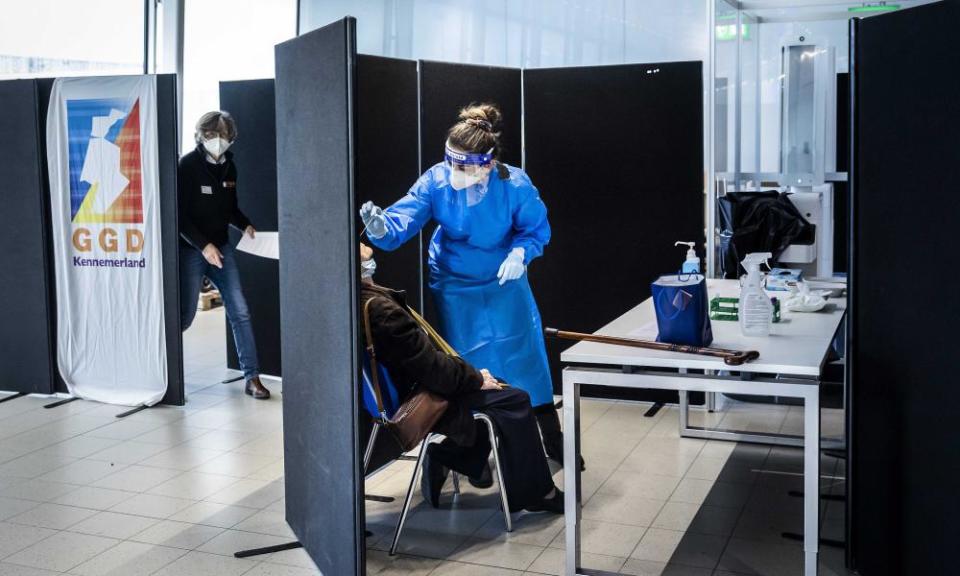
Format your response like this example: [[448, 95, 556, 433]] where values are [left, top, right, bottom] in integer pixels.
[[203, 137, 231, 158], [360, 258, 377, 279], [449, 169, 486, 191]]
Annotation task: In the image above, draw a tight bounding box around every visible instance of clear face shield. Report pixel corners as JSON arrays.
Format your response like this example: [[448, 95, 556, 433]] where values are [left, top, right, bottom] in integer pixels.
[[444, 141, 493, 191]]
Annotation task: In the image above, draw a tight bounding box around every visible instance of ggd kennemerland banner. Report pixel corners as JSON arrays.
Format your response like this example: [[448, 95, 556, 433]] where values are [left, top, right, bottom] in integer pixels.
[[46, 75, 167, 406]]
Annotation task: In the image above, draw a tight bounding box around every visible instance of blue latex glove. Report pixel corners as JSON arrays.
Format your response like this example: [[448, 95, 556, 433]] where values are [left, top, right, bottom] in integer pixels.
[[359, 201, 387, 239], [497, 247, 526, 286]]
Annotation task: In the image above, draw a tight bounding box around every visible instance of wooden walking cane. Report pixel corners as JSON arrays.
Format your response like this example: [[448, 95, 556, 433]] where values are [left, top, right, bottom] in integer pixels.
[[544, 328, 760, 366]]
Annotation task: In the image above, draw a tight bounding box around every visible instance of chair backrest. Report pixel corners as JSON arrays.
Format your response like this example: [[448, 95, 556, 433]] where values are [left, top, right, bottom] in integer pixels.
[[361, 352, 402, 420]]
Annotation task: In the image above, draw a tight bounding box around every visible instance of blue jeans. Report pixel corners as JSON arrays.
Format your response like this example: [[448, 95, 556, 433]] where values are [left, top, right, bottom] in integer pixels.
[[180, 243, 259, 379]]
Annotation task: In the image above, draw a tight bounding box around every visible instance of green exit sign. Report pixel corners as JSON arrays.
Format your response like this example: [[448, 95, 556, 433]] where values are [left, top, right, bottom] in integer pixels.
[[716, 23, 750, 42]]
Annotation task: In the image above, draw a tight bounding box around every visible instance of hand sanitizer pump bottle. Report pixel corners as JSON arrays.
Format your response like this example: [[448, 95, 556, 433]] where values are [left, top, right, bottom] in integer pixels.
[[675, 242, 700, 274], [740, 253, 774, 337]]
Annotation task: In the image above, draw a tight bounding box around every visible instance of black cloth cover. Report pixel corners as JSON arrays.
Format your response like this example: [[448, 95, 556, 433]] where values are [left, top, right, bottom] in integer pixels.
[[718, 191, 814, 278]]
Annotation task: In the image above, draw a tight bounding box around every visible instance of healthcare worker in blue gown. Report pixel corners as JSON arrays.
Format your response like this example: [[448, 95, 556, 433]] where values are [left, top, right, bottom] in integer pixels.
[[360, 103, 574, 467]]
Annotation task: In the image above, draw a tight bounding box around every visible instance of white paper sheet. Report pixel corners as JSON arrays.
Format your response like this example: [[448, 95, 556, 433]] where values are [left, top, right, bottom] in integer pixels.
[[237, 231, 279, 260]]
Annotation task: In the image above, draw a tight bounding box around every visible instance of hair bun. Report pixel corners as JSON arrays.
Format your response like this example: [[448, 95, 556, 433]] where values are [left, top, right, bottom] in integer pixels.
[[458, 103, 502, 132]]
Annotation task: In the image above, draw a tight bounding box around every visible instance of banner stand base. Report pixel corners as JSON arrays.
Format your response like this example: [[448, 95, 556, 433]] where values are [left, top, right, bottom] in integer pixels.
[[116, 405, 150, 418], [221, 375, 244, 384], [44, 397, 78, 409], [0, 393, 26, 404]]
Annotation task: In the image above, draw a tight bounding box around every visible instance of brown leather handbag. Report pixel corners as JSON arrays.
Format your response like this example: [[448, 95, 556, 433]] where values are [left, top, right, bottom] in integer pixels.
[[362, 298, 449, 452]]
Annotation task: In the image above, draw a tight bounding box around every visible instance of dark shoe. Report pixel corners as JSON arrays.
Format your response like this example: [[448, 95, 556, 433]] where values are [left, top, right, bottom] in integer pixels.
[[245, 377, 270, 399], [467, 461, 493, 489], [420, 445, 448, 508], [524, 487, 564, 514]]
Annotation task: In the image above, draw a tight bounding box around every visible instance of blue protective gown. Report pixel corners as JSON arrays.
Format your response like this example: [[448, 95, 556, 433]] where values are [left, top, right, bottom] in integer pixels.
[[368, 162, 554, 407]]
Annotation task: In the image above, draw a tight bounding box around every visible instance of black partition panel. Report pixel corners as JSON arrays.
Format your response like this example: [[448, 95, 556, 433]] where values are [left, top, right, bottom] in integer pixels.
[[418, 61, 522, 321], [157, 74, 185, 406], [357, 55, 421, 302], [0, 80, 55, 394], [849, 3, 960, 574], [525, 62, 705, 401], [419, 61, 522, 168], [220, 79, 282, 377], [356, 55, 420, 472], [275, 18, 363, 575]]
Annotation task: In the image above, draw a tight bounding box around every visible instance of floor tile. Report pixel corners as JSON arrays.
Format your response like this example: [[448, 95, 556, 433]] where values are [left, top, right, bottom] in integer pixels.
[[109, 493, 196, 519], [92, 464, 182, 492], [686, 505, 739, 537], [669, 532, 727, 569], [86, 441, 172, 465], [377, 528, 467, 559], [449, 537, 544, 571], [196, 528, 290, 556], [0, 479, 79, 502], [131, 519, 225, 549], [601, 471, 682, 502], [631, 527, 684, 562], [38, 459, 127, 485], [168, 501, 259, 529], [138, 446, 226, 471], [4, 530, 118, 572], [7, 502, 98, 530], [0, 495, 41, 520], [525, 546, 626, 575], [670, 478, 715, 505], [150, 550, 259, 576], [472, 511, 564, 547], [582, 490, 665, 527], [51, 486, 137, 510], [68, 510, 159, 539], [551, 519, 647, 558], [205, 478, 284, 509], [652, 502, 702, 532], [243, 563, 321, 576], [0, 564, 64, 576], [431, 561, 522, 575], [0, 521, 58, 559], [147, 471, 240, 500], [69, 541, 187, 576], [367, 551, 442, 575], [231, 508, 296, 538]]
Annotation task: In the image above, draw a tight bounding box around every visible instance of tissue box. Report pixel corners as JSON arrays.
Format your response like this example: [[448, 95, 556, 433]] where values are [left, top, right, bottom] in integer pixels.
[[766, 268, 803, 291]]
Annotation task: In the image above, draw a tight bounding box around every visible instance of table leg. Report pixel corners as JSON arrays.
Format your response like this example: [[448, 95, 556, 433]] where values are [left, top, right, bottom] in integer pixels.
[[563, 371, 581, 576], [678, 390, 690, 437], [804, 386, 821, 576]]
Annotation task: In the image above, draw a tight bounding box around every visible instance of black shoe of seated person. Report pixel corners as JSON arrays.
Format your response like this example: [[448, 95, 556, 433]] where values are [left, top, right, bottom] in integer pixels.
[[543, 431, 586, 472], [467, 461, 493, 489], [524, 487, 564, 514], [420, 444, 448, 508]]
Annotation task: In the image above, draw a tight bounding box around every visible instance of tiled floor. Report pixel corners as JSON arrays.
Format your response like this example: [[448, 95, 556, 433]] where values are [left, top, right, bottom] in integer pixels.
[[0, 307, 850, 576]]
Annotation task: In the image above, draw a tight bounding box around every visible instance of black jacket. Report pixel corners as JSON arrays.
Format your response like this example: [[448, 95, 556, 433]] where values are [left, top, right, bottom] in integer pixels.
[[361, 283, 483, 445], [177, 146, 251, 249]]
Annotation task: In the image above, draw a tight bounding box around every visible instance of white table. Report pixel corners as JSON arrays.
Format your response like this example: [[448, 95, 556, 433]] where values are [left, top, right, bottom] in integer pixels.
[[560, 279, 846, 576]]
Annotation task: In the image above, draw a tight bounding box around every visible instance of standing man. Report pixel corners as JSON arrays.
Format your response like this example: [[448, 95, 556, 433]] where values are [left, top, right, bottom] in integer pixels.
[[178, 111, 269, 399]]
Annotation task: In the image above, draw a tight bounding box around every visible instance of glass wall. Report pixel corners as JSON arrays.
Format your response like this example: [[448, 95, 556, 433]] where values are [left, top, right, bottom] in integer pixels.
[[0, 0, 144, 79], [300, 0, 707, 69], [181, 0, 296, 152]]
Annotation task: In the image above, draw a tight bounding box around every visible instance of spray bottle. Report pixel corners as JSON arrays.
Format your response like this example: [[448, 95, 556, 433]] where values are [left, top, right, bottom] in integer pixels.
[[675, 242, 700, 274], [740, 253, 774, 337]]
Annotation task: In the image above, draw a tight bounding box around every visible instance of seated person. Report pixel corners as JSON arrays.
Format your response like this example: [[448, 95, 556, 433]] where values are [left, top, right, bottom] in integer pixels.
[[360, 243, 563, 514]]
